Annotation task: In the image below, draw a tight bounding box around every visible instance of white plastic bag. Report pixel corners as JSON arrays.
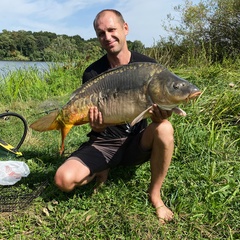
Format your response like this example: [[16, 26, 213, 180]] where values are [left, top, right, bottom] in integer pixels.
[[0, 161, 30, 185]]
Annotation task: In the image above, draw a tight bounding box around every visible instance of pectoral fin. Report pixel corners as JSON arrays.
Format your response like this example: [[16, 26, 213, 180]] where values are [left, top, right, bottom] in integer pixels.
[[130, 106, 152, 127], [172, 107, 187, 116]]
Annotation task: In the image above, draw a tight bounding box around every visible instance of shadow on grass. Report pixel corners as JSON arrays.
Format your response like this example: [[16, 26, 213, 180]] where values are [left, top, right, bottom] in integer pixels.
[[1, 149, 141, 206], [38, 165, 140, 202]]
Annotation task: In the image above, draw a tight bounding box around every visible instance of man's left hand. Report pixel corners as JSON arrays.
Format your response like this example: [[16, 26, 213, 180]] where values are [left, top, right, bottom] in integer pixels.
[[149, 104, 172, 123]]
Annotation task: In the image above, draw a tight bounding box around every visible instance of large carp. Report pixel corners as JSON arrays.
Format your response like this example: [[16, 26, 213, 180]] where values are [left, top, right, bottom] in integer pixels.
[[30, 62, 201, 154]]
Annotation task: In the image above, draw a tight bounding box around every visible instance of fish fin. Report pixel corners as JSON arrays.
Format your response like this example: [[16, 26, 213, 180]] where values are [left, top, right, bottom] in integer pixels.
[[172, 107, 187, 116], [30, 110, 60, 132], [130, 106, 152, 127], [59, 124, 73, 155]]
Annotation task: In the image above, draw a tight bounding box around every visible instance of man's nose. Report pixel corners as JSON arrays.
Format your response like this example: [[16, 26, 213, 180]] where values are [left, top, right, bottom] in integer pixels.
[[105, 31, 111, 40]]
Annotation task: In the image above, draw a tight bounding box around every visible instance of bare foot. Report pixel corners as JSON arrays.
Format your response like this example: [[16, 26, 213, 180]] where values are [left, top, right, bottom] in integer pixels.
[[148, 190, 174, 223], [94, 168, 109, 192], [155, 205, 174, 224]]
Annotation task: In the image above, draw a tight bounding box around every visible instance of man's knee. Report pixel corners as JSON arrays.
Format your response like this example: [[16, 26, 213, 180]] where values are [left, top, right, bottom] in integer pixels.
[[54, 167, 74, 192], [54, 159, 92, 192], [155, 120, 174, 145], [142, 120, 174, 150]]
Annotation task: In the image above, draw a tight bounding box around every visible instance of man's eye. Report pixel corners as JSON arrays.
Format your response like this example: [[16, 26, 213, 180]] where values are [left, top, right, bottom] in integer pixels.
[[98, 32, 104, 37]]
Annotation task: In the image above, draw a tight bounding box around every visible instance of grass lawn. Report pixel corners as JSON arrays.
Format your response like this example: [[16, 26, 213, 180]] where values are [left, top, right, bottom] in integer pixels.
[[0, 63, 239, 239]]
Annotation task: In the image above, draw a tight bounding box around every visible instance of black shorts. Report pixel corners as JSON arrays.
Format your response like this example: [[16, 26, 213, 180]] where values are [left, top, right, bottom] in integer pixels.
[[68, 130, 151, 175]]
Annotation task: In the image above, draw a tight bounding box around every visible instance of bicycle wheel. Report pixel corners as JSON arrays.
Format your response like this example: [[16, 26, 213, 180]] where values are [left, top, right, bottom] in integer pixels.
[[0, 112, 28, 156]]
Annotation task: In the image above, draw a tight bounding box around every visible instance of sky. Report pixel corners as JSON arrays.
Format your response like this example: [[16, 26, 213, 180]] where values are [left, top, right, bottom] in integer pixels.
[[0, 0, 200, 47]]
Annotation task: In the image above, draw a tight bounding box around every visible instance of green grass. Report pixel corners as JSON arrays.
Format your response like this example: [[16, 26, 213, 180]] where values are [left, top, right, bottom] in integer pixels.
[[0, 62, 239, 239]]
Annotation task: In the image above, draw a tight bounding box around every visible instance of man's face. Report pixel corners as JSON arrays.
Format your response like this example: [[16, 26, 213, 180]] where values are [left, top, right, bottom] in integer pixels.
[[95, 12, 129, 54]]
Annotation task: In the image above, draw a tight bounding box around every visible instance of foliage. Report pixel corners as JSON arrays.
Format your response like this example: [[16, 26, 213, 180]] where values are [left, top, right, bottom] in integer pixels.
[[127, 40, 145, 54], [160, 0, 240, 65], [0, 57, 239, 239], [1, 0, 239, 65], [43, 36, 79, 62], [0, 30, 143, 62]]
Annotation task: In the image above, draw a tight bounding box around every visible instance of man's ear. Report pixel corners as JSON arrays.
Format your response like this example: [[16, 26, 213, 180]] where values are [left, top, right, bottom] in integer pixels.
[[124, 22, 129, 35]]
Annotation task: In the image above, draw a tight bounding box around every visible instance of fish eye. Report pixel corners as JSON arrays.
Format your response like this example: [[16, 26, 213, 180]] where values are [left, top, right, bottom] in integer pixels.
[[173, 82, 186, 89]]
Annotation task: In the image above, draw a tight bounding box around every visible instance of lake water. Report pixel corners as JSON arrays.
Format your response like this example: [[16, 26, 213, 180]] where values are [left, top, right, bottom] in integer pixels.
[[0, 61, 52, 78]]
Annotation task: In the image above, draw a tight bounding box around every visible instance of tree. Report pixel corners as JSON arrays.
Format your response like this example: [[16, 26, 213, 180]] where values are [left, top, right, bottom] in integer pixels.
[[0, 30, 16, 58], [128, 40, 145, 54], [43, 36, 79, 61], [208, 0, 240, 61], [71, 35, 85, 51], [165, 0, 240, 63]]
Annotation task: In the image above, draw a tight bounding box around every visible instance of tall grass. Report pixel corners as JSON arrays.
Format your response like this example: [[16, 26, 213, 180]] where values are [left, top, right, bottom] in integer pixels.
[[0, 62, 87, 104], [0, 59, 239, 239]]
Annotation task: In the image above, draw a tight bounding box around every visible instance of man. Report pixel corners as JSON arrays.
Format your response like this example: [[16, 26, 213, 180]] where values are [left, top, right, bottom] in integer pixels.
[[54, 9, 174, 223]]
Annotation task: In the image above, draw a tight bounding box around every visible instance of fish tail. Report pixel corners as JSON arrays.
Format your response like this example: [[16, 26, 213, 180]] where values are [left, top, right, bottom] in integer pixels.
[[30, 110, 61, 132]]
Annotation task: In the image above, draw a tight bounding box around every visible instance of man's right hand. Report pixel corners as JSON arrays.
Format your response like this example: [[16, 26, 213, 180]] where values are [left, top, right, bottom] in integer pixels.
[[89, 106, 107, 132]]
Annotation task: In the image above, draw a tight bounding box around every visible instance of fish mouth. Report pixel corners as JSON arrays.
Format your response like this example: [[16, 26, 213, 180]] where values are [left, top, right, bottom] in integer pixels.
[[186, 91, 201, 102]]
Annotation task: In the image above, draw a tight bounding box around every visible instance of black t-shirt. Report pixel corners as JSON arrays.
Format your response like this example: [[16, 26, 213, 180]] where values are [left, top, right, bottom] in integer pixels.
[[82, 51, 157, 139]]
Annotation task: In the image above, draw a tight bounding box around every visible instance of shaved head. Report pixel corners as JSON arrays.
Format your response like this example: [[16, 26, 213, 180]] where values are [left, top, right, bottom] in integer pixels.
[[93, 9, 125, 30]]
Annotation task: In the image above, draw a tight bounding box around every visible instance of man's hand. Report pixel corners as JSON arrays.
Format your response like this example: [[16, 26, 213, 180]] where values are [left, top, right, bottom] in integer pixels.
[[89, 106, 107, 132], [149, 104, 172, 123]]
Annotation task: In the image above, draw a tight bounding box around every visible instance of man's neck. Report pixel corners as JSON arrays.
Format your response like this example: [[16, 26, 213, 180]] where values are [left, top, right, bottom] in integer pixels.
[[107, 49, 131, 68]]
